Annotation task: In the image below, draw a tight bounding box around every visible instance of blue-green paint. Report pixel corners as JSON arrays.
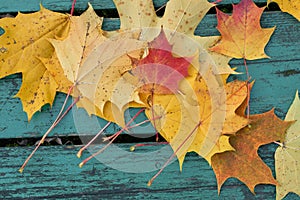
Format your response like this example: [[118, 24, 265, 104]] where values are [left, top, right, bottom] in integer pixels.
[[0, 1, 300, 199], [0, 145, 298, 199], [0, 27, 4, 36]]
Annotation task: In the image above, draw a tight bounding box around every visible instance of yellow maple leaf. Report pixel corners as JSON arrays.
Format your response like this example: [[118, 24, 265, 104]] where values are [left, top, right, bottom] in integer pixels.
[[49, 4, 146, 125], [40, 53, 105, 118], [145, 65, 249, 169], [0, 6, 70, 120], [275, 91, 300, 200], [39, 53, 73, 95], [268, 0, 300, 21]]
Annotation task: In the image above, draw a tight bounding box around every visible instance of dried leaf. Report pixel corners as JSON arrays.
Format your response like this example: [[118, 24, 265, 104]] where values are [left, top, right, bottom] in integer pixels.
[[275, 91, 300, 200], [130, 28, 192, 94], [159, 0, 214, 36], [50, 4, 146, 124], [145, 67, 249, 168], [113, 0, 157, 31], [211, 109, 293, 194], [113, 0, 235, 75], [0, 6, 70, 120], [267, 0, 300, 21], [210, 0, 275, 60]]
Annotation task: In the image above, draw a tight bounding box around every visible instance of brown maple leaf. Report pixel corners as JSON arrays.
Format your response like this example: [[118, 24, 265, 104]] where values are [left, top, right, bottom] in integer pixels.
[[211, 109, 293, 194]]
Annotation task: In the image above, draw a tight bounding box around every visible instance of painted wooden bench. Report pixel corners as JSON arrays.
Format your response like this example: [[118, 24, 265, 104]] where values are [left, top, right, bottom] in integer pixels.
[[0, 0, 299, 199]]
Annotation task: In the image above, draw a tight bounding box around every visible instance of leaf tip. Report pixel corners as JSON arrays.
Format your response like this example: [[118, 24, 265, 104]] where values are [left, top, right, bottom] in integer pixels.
[[295, 90, 299, 100], [217, 181, 223, 195], [39, 4, 44, 10]]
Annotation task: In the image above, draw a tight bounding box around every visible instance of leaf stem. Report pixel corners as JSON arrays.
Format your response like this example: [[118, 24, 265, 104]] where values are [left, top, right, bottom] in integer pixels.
[[127, 115, 162, 130], [148, 120, 202, 186], [70, 0, 77, 16], [79, 108, 145, 168], [150, 89, 159, 142], [155, 3, 166, 13], [77, 121, 111, 158], [244, 58, 251, 119], [273, 141, 284, 147], [211, 0, 222, 4], [53, 85, 75, 127], [19, 94, 80, 173], [130, 142, 169, 152]]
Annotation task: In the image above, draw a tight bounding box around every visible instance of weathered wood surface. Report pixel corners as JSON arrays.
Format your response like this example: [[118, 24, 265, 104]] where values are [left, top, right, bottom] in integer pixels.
[[0, 0, 300, 199], [0, 0, 269, 13], [0, 144, 298, 199], [0, 11, 299, 138]]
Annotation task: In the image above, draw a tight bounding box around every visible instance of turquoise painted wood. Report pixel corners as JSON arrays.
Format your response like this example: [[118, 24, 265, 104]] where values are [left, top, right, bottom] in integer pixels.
[[0, 144, 298, 199], [0, 0, 300, 199]]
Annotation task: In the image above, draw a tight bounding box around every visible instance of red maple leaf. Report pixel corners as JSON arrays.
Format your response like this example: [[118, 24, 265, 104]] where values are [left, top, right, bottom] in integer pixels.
[[131, 28, 193, 94]]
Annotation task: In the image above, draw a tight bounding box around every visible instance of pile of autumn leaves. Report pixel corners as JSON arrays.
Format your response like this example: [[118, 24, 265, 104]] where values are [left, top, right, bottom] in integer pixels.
[[0, 0, 299, 199]]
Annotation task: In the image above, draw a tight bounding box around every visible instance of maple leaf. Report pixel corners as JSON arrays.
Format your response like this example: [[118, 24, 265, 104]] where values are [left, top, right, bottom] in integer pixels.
[[188, 79, 249, 163], [112, 0, 157, 31], [0, 6, 70, 120], [40, 54, 107, 120], [49, 5, 146, 125], [113, 0, 236, 75], [130, 28, 193, 94], [144, 68, 249, 169], [210, 0, 275, 60], [275, 91, 300, 200], [41, 45, 143, 125], [41, 4, 132, 123], [112, 2, 241, 165], [211, 109, 293, 194], [114, 0, 213, 37], [39, 53, 73, 96], [267, 0, 300, 21], [194, 36, 238, 76], [144, 91, 201, 168]]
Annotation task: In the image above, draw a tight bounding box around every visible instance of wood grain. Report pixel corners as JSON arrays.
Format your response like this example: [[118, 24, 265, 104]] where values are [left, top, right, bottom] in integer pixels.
[[1, 144, 297, 199], [0, 0, 299, 199]]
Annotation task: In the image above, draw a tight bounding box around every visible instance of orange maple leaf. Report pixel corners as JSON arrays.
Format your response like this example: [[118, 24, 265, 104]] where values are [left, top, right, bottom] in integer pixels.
[[130, 28, 193, 94], [211, 109, 293, 194], [210, 0, 275, 60]]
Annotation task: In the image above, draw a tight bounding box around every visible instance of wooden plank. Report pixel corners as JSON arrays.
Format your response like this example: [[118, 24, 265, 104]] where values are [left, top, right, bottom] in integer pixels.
[[0, 0, 269, 14], [0, 1, 298, 199], [0, 143, 298, 199], [0, 11, 299, 138]]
